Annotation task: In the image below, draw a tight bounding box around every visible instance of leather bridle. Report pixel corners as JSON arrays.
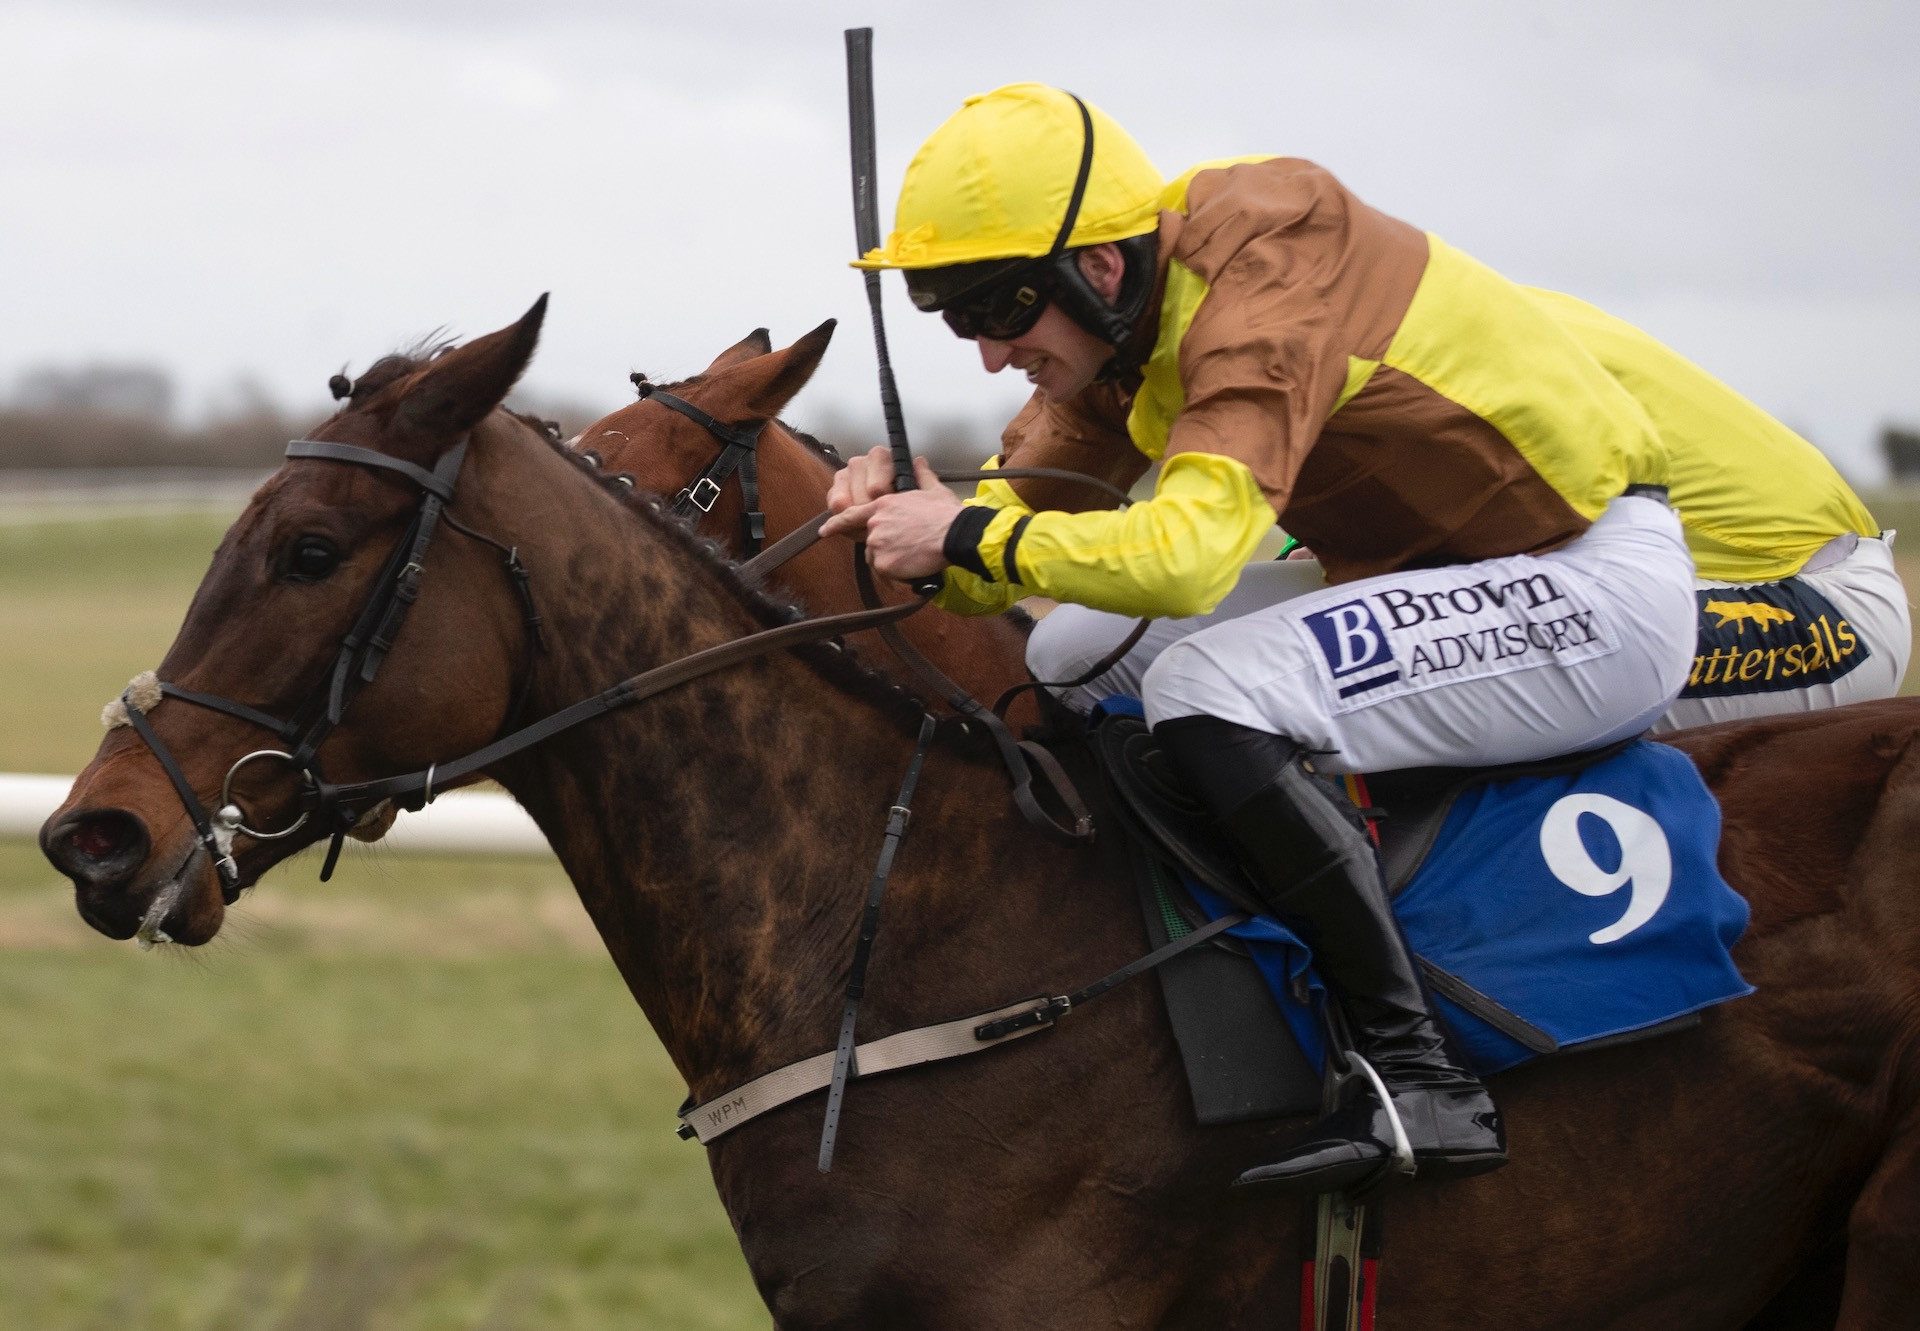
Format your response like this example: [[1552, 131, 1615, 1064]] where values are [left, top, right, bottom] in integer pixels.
[[116, 423, 930, 904], [116, 436, 554, 898], [632, 376, 775, 556]]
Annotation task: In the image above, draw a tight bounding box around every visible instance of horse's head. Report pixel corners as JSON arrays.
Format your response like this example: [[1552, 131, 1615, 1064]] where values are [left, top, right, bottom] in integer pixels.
[[41, 297, 563, 946], [573, 320, 841, 554]]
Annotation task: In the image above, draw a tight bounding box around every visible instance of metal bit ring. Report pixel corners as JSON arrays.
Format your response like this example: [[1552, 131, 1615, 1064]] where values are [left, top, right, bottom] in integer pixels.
[[218, 749, 315, 840]]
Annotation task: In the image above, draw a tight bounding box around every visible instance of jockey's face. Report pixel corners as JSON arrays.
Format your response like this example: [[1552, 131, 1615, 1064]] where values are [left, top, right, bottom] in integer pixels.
[[973, 303, 1112, 401], [967, 243, 1125, 402]]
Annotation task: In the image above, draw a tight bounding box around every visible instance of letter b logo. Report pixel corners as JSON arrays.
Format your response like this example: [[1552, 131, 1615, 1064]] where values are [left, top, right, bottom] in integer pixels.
[[1306, 600, 1395, 678]]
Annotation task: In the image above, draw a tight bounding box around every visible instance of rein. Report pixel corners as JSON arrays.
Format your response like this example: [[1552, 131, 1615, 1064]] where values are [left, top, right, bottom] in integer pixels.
[[314, 587, 927, 819]]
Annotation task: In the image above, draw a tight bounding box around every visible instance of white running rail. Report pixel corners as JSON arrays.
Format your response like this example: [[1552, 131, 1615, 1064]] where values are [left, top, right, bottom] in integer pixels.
[[0, 773, 553, 858]]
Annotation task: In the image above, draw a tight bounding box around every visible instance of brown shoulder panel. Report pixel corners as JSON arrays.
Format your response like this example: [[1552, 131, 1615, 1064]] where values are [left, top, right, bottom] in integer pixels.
[[1177, 159, 1427, 362], [1162, 160, 1432, 509]]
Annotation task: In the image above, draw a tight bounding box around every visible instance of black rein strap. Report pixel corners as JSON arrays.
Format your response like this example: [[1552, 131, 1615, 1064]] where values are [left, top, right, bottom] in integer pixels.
[[314, 590, 932, 820]]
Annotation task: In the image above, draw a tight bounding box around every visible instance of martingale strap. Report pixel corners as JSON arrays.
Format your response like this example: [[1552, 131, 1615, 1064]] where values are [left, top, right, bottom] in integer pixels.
[[854, 554, 1094, 844], [844, 463, 1153, 844], [817, 712, 939, 1172]]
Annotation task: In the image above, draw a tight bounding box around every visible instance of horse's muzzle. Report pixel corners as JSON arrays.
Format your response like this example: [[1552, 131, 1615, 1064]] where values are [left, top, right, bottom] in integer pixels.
[[42, 804, 223, 944]]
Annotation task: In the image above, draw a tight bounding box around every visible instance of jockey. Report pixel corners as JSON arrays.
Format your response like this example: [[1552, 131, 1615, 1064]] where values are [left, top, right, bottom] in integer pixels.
[[822, 84, 1704, 1194]]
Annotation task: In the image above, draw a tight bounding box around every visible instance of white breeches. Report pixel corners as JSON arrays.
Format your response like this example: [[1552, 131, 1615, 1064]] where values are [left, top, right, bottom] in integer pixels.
[[1026, 495, 1697, 774]]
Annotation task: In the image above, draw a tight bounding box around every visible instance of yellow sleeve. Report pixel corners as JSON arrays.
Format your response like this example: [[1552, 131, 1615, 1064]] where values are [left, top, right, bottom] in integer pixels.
[[948, 451, 1272, 618], [933, 563, 1022, 616]]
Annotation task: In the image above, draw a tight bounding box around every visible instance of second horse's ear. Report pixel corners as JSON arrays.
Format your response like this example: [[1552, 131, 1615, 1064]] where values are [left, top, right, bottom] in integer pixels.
[[398, 294, 548, 444], [701, 328, 775, 377], [711, 319, 836, 422]]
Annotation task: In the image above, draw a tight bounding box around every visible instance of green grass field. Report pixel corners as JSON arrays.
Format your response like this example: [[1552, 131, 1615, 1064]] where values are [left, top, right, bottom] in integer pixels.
[[1, 509, 766, 1329]]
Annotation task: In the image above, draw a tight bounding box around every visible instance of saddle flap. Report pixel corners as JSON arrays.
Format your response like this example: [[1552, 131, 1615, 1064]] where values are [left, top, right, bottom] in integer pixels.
[[1092, 714, 1268, 917]]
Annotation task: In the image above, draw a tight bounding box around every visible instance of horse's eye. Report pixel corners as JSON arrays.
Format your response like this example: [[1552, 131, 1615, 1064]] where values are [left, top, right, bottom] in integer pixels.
[[284, 535, 341, 582]]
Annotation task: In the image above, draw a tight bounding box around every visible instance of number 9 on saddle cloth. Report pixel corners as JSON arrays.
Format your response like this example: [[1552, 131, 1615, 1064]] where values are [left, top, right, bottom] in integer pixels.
[[1086, 697, 1751, 1115]]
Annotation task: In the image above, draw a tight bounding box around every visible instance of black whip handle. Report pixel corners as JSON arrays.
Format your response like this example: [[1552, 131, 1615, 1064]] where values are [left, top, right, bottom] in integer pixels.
[[845, 26, 942, 594]]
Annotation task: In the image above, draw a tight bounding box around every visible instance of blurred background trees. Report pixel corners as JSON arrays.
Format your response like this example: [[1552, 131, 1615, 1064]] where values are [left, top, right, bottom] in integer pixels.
[[0, 363, 609, 472]]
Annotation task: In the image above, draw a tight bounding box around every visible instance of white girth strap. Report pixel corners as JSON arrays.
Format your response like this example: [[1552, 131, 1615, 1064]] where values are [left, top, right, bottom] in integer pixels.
[[678, 996, 1059, 1146]]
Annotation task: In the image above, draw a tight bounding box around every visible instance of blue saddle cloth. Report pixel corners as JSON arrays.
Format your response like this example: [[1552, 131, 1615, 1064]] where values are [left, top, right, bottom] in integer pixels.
[[1098, 701, 1754, 1075]]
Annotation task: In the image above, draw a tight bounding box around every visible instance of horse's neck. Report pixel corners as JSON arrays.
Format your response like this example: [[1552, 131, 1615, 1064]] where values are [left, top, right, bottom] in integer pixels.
[[485, 493, 1000, 1092]]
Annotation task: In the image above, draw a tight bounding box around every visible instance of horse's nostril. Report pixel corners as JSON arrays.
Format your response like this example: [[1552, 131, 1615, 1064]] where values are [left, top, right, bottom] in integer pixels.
[[45, 808, 150, 883], [70, 820, 127, 861]]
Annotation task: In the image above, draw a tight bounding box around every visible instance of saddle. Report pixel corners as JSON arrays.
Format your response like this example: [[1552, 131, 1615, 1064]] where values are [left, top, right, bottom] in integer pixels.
[[1081, 711, 1716, 1126]]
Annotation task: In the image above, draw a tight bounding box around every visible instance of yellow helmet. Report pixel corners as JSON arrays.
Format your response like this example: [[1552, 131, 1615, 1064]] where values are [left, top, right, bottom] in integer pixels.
[[852, 83, 1164, 272]]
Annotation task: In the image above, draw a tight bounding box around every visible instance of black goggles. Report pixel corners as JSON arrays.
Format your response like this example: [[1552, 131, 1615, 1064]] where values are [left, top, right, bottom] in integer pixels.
[[940, 271, 1054, 341]]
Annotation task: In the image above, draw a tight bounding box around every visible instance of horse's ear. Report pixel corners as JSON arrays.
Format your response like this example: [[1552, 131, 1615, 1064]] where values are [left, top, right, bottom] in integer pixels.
[[702, 327, 774, 376], [398, 294, 548, 442], [712, 318, 836, 421]]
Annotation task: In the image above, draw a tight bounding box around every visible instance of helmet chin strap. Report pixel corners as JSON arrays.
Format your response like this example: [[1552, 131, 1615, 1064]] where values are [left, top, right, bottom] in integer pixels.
[[1039, 92, 1158, 369], [1047, 232, 1160, 371]]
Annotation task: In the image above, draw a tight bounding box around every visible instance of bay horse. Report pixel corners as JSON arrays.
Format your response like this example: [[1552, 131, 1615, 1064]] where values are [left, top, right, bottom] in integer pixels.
[[572, 318, 1036, 723], [40, 301, 1920, 1328]]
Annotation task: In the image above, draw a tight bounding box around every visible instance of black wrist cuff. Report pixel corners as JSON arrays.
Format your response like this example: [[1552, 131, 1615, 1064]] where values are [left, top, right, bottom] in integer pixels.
[[1001, 515, 1032, 585], [943, 506, 997, 580]]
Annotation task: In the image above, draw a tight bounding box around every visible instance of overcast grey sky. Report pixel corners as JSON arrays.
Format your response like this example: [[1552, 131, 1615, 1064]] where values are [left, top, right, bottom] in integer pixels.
[[5, 0, 1917, 477]]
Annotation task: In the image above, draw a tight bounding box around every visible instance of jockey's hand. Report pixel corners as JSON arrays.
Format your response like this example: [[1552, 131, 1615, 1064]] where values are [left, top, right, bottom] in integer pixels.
[[821, 452, 961, 581], [824, 445, 899, 525]]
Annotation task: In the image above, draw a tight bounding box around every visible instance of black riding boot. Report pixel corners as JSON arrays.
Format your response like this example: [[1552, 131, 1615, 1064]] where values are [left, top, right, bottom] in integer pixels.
[[1156, 715, 1507, 1195]]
